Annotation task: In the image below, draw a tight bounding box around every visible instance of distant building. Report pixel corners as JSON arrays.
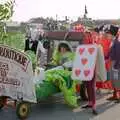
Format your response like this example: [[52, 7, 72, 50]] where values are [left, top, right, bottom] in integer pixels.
[[71, 18, 120, 29], [71, 17, 95, 29], [5, 21, 21, 32], [6, 21, 20, 27]]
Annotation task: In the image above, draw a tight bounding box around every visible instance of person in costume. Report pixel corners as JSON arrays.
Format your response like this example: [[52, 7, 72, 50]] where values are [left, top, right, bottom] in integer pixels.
[[79, 31, 93, 101], [81, 31, 98, 115], [101, 25, 120, 101], [35, 41, 79, 107], [51, 41, 74, 66], [98, 32, 112, 80], [79, 31, 98, 101]]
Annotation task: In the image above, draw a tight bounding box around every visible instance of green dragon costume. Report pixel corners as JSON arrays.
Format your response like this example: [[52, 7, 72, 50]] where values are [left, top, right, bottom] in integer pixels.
[[45, 68, 78, 107], [26, 41, 79, 107]]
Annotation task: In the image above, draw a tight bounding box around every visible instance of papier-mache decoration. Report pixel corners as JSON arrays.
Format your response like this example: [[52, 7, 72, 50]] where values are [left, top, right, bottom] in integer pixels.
[[71, 44, 98, 81], [0, 45, 37, 103]]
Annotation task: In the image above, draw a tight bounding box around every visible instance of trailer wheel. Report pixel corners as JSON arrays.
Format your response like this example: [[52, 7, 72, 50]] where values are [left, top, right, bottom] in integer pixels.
[[0, 97, 6, 109], [16, 102, 31, 119]]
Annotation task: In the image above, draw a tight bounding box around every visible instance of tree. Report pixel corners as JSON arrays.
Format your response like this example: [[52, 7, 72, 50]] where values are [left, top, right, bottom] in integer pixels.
[[0, 0, 15, 43]]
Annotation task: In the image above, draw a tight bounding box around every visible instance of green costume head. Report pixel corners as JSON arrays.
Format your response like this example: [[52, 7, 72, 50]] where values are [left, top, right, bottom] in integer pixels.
[[51, 41, 74, 65], [58, 42, 73, 52]]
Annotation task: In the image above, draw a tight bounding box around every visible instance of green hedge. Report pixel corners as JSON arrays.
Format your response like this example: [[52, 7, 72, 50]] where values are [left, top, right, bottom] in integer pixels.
[[1, 32, 25, 50]]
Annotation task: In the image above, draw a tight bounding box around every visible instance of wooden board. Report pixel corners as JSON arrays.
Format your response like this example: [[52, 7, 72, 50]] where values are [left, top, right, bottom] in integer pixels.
[[46, 31, 84, 41]]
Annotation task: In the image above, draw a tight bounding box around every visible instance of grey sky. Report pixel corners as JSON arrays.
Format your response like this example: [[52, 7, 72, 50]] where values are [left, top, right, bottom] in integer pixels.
[[11, 0, 120, 21]]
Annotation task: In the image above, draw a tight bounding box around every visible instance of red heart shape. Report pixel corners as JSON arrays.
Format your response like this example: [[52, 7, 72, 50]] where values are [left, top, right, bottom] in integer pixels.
[[75, 68, 81, 76], [88, 48, 95, 55], [79, 48, 85, 55], [81, 58, 88, 65], [84, 70, 90, 77]]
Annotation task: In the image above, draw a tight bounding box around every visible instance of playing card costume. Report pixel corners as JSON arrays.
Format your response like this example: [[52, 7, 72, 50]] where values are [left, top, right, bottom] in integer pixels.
[[72, 34, 106, 114]]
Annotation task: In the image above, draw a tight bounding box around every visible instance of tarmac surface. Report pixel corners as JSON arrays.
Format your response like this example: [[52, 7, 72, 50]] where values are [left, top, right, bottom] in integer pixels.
[[0, 92, 120, 120]]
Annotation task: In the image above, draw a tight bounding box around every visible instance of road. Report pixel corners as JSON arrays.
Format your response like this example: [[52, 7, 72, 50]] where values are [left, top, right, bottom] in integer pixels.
[[0, 92, 120, 120]]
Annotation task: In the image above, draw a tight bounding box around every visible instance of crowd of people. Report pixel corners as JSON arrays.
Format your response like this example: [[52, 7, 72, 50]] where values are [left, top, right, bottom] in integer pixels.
[[24, 23, 120, 115], [78, 24, 120, 115]]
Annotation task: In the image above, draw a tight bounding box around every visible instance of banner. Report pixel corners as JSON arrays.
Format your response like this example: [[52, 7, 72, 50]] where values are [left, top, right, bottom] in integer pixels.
[[72, 45, 97, 81], [0, 45, 36, 103]]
